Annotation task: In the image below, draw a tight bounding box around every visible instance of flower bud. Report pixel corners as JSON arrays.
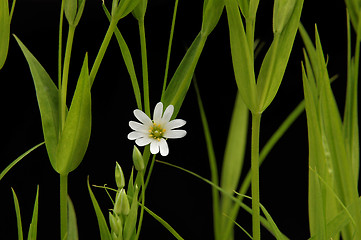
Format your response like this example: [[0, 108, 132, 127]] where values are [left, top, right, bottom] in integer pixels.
[[132, 146, 145, 171], [273, 0, 296, 34], [109, 212, 122, 237], [114, 189, 130, 216], [115, 162, 125, 189]]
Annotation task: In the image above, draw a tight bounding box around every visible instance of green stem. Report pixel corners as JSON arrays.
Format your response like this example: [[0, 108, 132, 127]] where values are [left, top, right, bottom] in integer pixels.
[[144, 154, 156, 190], [58, 0, 64, 89], [135, 171, 146, 240], [161, 0, 179, 97], [138, 19, 150, 116], [60, 174, 68, 240], [251, 112, 261, 240], [89, 18, 117, 87], [60, 25, 76, 129]]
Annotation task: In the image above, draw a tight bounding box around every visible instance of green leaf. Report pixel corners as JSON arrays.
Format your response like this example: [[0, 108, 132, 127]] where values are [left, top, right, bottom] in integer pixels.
[[67, 196, 79, 240], [220, 92, 248, 238], [12, 188, 23, 240], [225, 0, 257, 112], [14, 35, 60, 167], [201, 0, 224, 36], [256, 0, 304, 112], [0, 142, 44, 182], [113, 0, 141, 21], [0, 0, 10, 70], [27, 186, 39, 240], [55, 54, 91, 174], [87, 177, 112, 240], [142, 205, 185, 240], [102, 4, 142, 110], [132, 0, 147, 21], [162, 33, 207, 117]]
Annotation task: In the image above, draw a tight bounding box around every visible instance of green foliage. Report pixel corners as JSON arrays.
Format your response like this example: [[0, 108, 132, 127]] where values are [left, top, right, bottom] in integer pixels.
[[67, 196, 79, 240], [0, 0, 10, 70], [64, 0, 86, 26]]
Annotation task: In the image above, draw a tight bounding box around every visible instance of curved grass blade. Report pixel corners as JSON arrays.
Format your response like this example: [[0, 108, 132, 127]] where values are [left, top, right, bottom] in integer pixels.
[[0, 142, 44, 182], [87, 177, 112, 240], [0, 0, 10, 70]]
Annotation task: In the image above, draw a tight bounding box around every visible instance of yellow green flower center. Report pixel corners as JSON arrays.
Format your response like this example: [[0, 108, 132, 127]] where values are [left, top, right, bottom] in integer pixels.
[[149, 123, 166, 141]]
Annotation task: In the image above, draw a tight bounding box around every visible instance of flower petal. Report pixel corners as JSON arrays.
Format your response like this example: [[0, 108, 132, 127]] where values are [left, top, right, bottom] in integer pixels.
[[165, 119, 186, 130], [134, 109, 152, 126], [159, 138, 169, 156], [163, 129, 187, 139], [128, 131, 147, 140], [135, 137, 152, 146], [129, 121, 149, 133], [150, 140, 160, 154], [161, 105, 174, 124], [153, 102, 163, 123]]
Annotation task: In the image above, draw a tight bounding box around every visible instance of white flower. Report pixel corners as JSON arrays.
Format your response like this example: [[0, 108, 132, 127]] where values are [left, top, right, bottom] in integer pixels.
[[127, 102, 186, 156]]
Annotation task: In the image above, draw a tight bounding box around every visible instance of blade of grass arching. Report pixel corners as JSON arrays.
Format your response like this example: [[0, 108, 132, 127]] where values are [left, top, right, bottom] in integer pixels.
[[161, 0, 179, 96], [157, 160, 290, 239], [220, 92, 249, 240], [102, 4, 142, 110], [141, 204, 184, 240], [193, 80, 220, 239], [87, 177, 112, 240], [67, 196, 79, 240], [27, 186, 39, 240], [315, 29, 361, 238], [343, 11, 359, 184], [11, 188, 23, 240], [0, 142, 44, 182]]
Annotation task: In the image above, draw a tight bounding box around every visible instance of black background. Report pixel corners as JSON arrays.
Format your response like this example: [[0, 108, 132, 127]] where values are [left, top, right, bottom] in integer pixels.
[[0, 0, 353, 239]]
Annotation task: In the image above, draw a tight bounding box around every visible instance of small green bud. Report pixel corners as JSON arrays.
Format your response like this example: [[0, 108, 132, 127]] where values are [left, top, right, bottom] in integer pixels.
[[132, 146, 145, 171], [273, 0, 296, 34], [109, 212, 122, 237], [115, 162, 125, 189], [114, 189, 130, 216]]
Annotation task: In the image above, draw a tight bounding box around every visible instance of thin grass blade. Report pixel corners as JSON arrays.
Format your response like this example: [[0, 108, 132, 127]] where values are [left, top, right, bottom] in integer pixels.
[[27, 186, 39, 240], [12, 188, 23, 240]]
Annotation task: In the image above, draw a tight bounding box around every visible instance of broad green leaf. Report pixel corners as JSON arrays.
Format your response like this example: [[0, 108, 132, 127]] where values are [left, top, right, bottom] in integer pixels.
[[225, 0, 257, 112], [27, 186, 39, 240], [12, 188, 23, 240], [0, 0, 10, 70], [14, 35, 60, 166], [256, 0, 304, 113], [67, 196, 79, 240], [87, 177, 112, 240], [56, 54, 91, 174], [220, 92, 248, 239], [0, 142, 44, 182], [201, 0, 224, 36], [162, 33, 207, 117]]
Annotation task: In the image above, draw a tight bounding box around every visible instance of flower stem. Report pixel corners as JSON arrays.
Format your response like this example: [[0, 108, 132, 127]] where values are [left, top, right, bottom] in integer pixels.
[[135, 171, 146, 240], [60, 24, 76, 129], [138, 19, 150, 116], [251, 112, 261, 240], [60, 173, 68, 240], [89, 18, 117, 87]]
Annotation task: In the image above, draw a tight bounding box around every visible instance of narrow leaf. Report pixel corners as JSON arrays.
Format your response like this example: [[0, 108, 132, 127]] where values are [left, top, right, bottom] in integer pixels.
[[0, 0, 10, 70], [12, 188, 23, 240], [87, 177, 112, 240], [67, 196, 79, 240], [27, 186, 39, 240]]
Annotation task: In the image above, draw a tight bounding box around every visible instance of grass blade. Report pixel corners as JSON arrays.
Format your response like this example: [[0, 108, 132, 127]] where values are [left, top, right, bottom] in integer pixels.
[[27, 186, 39, 240], [12, 188, 23, 240]]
